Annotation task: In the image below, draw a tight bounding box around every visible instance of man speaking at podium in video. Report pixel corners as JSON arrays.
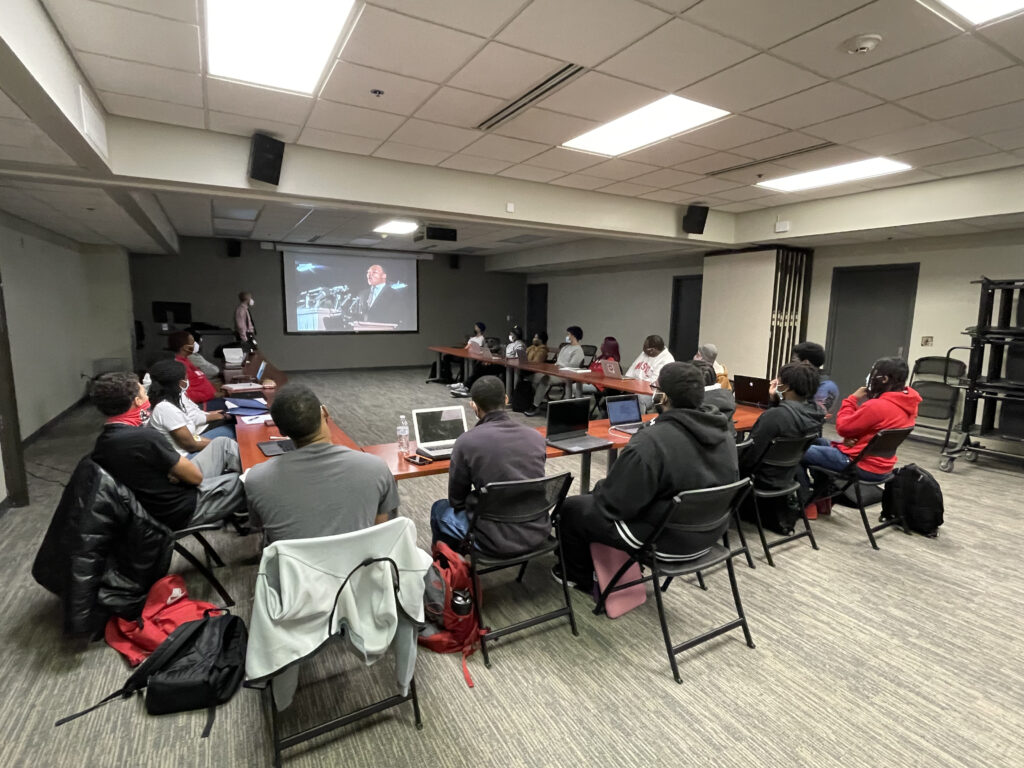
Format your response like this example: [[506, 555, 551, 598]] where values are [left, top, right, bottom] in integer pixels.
[[356, 263, 412, 330]]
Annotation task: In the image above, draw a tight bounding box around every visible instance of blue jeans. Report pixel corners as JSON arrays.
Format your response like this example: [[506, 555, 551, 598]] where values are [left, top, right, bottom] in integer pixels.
[[430, 499, 469, 548], [202, 423, 236, 441], [799, 439, 888, 490]]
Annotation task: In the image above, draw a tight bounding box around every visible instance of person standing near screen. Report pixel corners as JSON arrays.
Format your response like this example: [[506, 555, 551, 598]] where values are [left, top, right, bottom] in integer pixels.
[[358, 264, 411, 329], [235, 290, 257, 353]]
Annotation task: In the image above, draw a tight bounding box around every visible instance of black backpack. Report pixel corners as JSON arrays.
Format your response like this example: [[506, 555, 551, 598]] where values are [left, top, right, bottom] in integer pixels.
[[510, 379, 534, 412], [881, 464, 944, 537], [56, 610, 247, 737]]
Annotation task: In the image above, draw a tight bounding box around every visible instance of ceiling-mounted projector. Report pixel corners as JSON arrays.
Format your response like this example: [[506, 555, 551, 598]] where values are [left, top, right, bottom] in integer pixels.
[[414, 225, 457, 242]]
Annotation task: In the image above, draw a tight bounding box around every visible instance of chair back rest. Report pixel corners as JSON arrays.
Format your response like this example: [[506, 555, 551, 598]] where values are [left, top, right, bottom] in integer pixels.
[[853, 427, 914, 464], [651, 478, 751, 545], [580, 344, 597, 365], [473, 472, 573, 527], [914, 380, 959, 418], [734, 438, 753, 457], [758, 433, 819, 470], [911, 356, 966, 383]]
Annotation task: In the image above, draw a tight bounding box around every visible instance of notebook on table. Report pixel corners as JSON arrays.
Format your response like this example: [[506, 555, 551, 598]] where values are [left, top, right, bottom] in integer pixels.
[[733, 375, 773, 409], [545, 398, 612, 453], [606, 394, 646, 435], [412, 406, 468, 459]]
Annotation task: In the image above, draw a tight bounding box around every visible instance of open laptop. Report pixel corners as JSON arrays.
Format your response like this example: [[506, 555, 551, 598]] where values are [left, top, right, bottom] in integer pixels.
[[545, 398, 613, 453], [606, 394, 646, 434], [412, 405, 469, 459], [223, 360, 268, 394], [733, 375, 773, 409], [600, 359, 636, 379]]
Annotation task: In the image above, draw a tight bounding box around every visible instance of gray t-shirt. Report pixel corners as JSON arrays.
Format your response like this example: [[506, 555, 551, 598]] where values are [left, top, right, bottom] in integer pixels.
[[245, 442, 399, 544]]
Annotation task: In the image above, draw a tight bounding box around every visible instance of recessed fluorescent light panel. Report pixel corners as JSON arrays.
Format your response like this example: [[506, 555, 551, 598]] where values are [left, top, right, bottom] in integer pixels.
[[932, 0, 1024, 24], [756, 158, 912, 192], [206, 0, 357, 94], [562, 95, 729, 157], [373, 220, 419, 235]]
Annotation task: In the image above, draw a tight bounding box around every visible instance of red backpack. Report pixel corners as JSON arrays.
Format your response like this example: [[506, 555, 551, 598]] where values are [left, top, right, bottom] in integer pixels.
[[417, 542, 485, 686]]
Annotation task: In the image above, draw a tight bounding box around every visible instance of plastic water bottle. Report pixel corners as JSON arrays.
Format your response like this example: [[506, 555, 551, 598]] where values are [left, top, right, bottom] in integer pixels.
[[397, 415, 410, 454]]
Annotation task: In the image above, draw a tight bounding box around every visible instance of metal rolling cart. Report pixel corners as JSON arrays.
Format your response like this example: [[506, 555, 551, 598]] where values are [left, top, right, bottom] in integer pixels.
[[940, 276, 1024, 473]]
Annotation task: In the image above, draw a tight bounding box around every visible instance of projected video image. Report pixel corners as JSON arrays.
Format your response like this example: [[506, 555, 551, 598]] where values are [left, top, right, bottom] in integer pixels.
[[282, 251, 418, 333]]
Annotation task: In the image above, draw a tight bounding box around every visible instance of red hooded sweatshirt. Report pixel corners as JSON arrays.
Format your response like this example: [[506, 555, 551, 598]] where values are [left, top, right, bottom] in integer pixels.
[[834, 387, 921, 474]]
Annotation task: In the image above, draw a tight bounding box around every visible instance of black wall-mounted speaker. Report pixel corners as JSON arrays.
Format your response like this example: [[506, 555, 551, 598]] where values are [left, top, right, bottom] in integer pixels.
[[682, 204, 710, 235], [227, 239, 241, 258], [249, 133, 284, 185]]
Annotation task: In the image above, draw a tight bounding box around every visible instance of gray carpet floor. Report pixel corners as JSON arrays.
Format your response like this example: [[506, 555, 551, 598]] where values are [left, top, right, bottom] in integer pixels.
[[2, 367, 1022, 768]]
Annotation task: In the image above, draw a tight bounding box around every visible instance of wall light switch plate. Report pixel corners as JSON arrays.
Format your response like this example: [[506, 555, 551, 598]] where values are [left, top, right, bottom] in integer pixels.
[[775, 220, 790, 233], [506, 202, 515, 214]]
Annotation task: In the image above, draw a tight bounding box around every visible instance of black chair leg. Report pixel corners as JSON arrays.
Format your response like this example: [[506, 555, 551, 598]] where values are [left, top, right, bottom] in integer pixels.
[[650, 564, 682, 684], [695, 571, 707, 591], [409, 677, 424, 730], [515, 562, 528, 583], [751, 495, 775, 567], [173, 543, 234, 606], [803, 508, 819, 551], [469, 562, 490, 668], [732, 510, 755, 569], [725, 554, 755, 649], [855, 483, 880, 550], [555, 536, 579, 637], [660, 576, 673, 592], [192, 532, 225, 568]]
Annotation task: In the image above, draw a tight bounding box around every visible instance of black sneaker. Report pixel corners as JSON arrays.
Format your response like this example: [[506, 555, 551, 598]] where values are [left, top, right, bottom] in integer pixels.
[[551, 564, 577, 589]]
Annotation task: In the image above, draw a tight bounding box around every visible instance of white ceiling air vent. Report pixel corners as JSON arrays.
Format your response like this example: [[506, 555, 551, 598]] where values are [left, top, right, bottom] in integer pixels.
[[477, 64, 585, 131]]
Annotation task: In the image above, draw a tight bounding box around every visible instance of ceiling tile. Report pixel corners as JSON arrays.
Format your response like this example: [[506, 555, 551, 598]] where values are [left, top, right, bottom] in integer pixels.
[[76, 52, 202, 106], [645, 0, 701, 11], [803, 104, 926, 143], [926, 153, 1024, 178], [494, 108, 599, 145], [976, 13, 1024, 60], [852, 169, 936, 189], [462, 133, 548, 162], [207, 80, 312, 124], [0, 140, 76, 167], [101, 0, 198, 24], [387, 118, 481, 152], [99, 92, 204, 128], [340, 5, 485, 83], [713, 185, 780, 202], [675, 151, 751, 174], [717, 199, 772, 213], [0, 90, 25, 119], [639, 189, 689, 202], [306, 100, 405, 139], [599, 18, 757, 92], [622, 140, 713, 167], [156, 192, 213, 236], [497, 0, 669, 68], [438, 154, 512, 174], [522, 147, 604, 173], [540, 72, 664, 123], [414, 87, 505, 128], [850, 123, 967, 155], [672, 177, 741, 195], [584, 158, 661, 180], [683, 0, 868, 48], [942, 99, 1024, 136], [678, 54, 824, 113], [319, 61, 436, 115], [895, 139, 998, 168], [842, 36, 1013, 101], [732, 131, 825, 160], [297, 128, 382, 155], [597, 181, 659, 197], [372, 141, 451, 165], [899, 67, 1024, 121], [627, 168, 701, 188], [447, 42, 564, 100], [549, 173, 614, 190], [712, 160, 802, 184], [497, 164, 565, 182], [367, 0, 528, 37], [678, 116, 786, 150], [772, 145, 871, 171], [45, 0, 200, 71], [983, 126, 1024, 151], [208, 112, 301, 143], [749, 83, 882, 130], [771, 0, 957, 79]]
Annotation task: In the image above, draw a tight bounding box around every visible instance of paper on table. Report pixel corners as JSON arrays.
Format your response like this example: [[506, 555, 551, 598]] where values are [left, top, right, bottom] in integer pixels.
[[255, 398, 267, 405], [225, 401, 238, 409], [240, 414, 273, 424]]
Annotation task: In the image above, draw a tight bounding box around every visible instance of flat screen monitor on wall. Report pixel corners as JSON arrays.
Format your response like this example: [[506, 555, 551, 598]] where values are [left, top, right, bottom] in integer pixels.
[[151, 301, 192, 325], [281, 248, 419, 333]]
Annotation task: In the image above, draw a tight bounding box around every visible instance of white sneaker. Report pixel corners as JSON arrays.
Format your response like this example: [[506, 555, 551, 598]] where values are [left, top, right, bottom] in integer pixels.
[[448, 382, 463, 388]]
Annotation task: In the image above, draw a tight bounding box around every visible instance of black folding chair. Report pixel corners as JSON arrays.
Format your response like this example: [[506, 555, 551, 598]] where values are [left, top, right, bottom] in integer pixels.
[[731, 440, 757, 569], [580, 344, 597, 366], [808, 427, 914, 550], [171, 523, 235, 606], [909, 356, 965, 453], [747, 434, 821, 567], [465, 473, 576, 668], [593, 478, 754, 684]]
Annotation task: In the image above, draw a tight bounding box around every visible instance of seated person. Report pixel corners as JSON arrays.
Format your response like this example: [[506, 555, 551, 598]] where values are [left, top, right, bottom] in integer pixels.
[[168, 330, 225, 409], [245, 384, 399, 544], [585, 336, 621, 395], [524, 325, 584, 416], [694, 342, 731, 390], [90, 372, 246, 531], [185, 326, 220, 379], [694, 359, 735, 421], [791, 341, 840, 417], [800, 357, 920, 494], [444, 321, 487, 384], [430, 376, 548, 557], [146, 359, 235, 457], [526, 331, 549, 363], [556, 362, 739, 591], [624, 335, 675, 411], [452, 325, 527, 397]]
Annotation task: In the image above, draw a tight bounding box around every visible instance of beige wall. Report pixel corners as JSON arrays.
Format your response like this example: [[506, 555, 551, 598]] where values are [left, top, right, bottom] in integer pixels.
[[0, 213, 132, 438], [529, 260, 701, 360], [806, 230, 1024, 369]]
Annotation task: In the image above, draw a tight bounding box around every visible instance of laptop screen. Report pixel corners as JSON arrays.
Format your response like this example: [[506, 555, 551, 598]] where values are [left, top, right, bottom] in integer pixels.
[[255, 360, 267, 381], [546, 398, 590, 438], [606, 395, 642, 426], [733, 375, 772, 408], [413, 406, 467, 445]]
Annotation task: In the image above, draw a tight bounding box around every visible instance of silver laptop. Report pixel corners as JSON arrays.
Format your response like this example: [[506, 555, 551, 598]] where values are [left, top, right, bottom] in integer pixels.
[[545, 398, 613, 453], [412, 406, 468, 459], [606, 394, 645, 435], [600, 359, 635, 379]]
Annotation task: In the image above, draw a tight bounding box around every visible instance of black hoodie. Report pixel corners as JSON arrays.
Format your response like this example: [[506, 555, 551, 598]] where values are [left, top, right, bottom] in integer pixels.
[[740, 399, 825, 490], [592, 405, 739, 555]]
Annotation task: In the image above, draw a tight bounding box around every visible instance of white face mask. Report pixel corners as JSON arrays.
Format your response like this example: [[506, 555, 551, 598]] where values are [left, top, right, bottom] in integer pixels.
[[181, 380, 190, 393], [191, 341, 199, 354], [142, 372, 152, 393], [249, 298, 254, 306], [508, 334, 515, 342], [565, 335, 571, 343]]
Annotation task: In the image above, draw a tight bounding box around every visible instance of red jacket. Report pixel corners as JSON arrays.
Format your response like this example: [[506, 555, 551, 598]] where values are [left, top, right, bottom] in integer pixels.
[[835, 388, 921, 474], [176, 354, 217, 404]]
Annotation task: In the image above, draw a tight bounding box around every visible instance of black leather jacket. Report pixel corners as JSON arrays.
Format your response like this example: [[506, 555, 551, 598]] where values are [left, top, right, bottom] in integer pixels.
[[32, 457, 173, 636]]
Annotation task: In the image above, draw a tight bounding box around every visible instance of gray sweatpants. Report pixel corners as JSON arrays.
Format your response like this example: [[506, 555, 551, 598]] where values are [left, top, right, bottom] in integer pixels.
[[188, 436, 246, 526]]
